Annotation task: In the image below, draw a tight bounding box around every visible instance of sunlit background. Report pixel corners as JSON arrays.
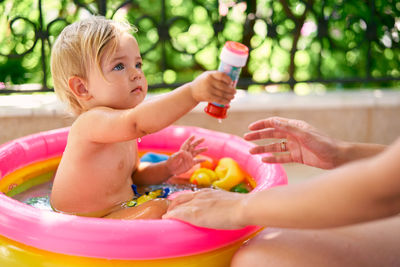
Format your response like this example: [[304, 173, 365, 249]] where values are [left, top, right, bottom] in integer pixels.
[[0, 0, 399, 95]]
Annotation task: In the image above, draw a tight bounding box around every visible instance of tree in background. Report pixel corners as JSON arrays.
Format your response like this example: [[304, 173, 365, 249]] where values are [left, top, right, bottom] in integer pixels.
[[0, 0, 399, 93]]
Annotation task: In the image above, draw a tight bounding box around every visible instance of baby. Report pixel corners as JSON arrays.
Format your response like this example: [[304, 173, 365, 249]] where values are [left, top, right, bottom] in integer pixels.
[[50, 16, 235, 219]]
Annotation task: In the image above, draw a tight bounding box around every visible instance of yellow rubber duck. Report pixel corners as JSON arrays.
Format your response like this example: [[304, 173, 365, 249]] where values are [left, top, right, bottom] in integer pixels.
[[190, 168, 218, 187], [212, 157, 246, 191], [189, 157, 247, 191]]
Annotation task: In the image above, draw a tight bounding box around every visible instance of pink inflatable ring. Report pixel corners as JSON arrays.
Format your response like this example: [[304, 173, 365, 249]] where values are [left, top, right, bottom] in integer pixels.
[[0, 126, 287, 266]]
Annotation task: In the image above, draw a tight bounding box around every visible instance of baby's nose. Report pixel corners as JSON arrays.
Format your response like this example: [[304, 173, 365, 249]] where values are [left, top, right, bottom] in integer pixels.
[[129, 67, 141, 80]]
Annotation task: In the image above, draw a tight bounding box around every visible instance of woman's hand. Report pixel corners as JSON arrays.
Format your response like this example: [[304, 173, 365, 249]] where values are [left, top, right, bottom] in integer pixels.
[[162, 188, 247, 229], [244, 117, 343, 169], [166, 136, 207, 175]]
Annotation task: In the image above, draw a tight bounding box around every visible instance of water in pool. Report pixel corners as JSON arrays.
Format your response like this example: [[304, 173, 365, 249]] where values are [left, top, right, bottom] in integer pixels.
[[12, 177, 200, 212], [13, 181, 53, 211]]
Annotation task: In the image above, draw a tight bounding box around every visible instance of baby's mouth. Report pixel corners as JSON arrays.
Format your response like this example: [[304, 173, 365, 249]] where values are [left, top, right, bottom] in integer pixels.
[[131, 86, 142, 93]]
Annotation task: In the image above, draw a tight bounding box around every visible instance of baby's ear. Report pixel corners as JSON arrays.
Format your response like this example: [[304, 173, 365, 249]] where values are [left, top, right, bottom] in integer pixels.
[[68, 76, 91, 100]]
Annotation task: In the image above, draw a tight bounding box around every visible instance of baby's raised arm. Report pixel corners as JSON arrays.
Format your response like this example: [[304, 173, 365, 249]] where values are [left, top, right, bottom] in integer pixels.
[[75, 71, 234, 143]]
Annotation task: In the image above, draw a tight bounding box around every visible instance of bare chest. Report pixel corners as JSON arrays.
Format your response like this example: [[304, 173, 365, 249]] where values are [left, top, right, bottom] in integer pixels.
[[54, 140, 138, 202], [93, 141, 137, 187]]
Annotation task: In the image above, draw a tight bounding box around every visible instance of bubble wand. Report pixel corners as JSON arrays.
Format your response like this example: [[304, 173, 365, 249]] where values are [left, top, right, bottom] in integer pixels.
[[204, 41, 249, 119]]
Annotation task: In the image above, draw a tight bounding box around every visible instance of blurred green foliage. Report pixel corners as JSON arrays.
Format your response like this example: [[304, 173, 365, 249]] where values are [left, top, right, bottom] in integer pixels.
[[0, 0, 399, 93]]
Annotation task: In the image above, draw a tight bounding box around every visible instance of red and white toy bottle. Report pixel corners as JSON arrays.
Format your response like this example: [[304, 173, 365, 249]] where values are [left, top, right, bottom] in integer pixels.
[[204, 41, 249, 119]]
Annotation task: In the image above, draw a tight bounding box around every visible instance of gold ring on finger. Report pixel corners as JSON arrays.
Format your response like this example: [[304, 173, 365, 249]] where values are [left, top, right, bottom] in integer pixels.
[[280, 141, 287, 152]]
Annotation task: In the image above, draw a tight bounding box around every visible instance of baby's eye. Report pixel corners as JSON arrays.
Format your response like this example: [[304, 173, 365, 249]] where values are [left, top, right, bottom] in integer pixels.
[[135, 62, 143, 69], [113, 63, 125, 71]]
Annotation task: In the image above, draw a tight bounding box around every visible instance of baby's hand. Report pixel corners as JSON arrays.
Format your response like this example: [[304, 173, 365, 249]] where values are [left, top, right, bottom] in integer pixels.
[[190, 71, 236, 105], [166, 136, 207, 176]]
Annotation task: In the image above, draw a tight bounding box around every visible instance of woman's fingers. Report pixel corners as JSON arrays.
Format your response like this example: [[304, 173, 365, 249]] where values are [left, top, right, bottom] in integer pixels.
[[273, 119, 307, 137], [248, 117, 305, 135], [249, 142, 289, 154], [244, 128, 287, 141], [246, 117, 312, 145], [248, 117, 289, 131], [166, 189, 213, 212], [167, 192, 196, 211]]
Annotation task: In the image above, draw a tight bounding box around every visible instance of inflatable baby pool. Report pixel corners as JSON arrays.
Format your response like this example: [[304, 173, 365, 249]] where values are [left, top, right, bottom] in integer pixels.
[[0, 126, 287, 266]]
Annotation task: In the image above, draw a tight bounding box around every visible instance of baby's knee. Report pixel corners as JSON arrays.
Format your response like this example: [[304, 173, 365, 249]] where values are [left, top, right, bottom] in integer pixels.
[[231, 240, 284, 267], [231, 228, 317, 267], [231, 245, 265, 267]]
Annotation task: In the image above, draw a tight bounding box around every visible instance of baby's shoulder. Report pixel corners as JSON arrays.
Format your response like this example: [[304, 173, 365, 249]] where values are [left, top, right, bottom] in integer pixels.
[[68, 111, 98, 142], [77, 107, 111, 120], [71, 107, 110, 129]]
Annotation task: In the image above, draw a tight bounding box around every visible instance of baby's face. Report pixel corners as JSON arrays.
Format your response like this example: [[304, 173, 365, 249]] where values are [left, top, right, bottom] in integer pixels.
[[87, 33, 148, 110]]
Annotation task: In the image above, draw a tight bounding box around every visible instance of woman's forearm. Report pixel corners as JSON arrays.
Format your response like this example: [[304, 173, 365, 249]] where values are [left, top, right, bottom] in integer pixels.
[[240, 142, 400, 229], [334, 141, 387, 167]]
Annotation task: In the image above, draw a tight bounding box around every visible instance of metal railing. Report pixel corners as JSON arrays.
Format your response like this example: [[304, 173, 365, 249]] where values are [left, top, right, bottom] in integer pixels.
[[0, 0, 399, 94]]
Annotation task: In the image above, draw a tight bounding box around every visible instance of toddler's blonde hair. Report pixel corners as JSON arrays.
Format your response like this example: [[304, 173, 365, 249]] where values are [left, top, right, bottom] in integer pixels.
[[51, 16, 137, 115]]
